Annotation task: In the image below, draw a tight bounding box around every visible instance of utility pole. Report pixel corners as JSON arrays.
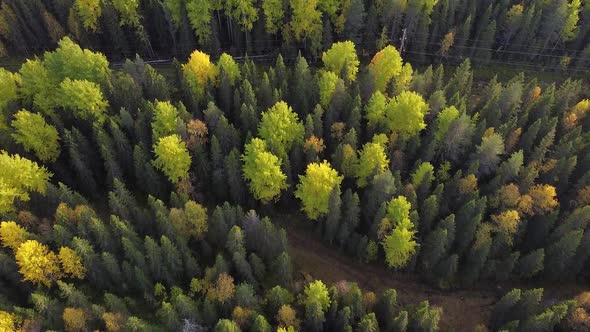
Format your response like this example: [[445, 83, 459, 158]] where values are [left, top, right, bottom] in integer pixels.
[[400, 28, 408, 54]]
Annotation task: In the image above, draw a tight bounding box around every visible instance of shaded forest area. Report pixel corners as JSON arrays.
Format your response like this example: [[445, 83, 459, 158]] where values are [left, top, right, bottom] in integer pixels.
[[3, 0, 590, 71], [1, 1, 590, 331]]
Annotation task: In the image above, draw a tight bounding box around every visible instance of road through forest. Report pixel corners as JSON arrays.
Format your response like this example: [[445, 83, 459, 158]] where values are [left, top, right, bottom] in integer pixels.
[[274, 213, 587, 331]]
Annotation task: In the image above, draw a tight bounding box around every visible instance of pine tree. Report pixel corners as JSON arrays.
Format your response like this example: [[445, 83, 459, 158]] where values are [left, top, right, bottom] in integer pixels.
[[324, 188, 341, 245]]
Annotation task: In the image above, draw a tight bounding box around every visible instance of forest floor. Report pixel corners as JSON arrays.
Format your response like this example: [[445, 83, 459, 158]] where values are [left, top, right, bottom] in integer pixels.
[[272, 212, 587, 332]]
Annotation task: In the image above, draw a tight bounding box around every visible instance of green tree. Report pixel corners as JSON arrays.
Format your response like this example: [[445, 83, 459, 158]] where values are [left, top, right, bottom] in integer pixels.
[[562, 0, 581, 41], [381, 196, 418, 269], [516, 249, 544, 279], [0, 68, 20, 127], [252, 315, 271, 332], [358, 312, 379, 332], [295, 161, 343, 220], [384, 91, 429, 138], [187, 0, 213, 44], [365, 91, 388, 132], [214, 319, 240, 332], [225, 0, 259, 32], [318, 71, 340, 108], [242, 138, 287, 202], [382, 227, 417, 269], [266, 285, 293, 314], [11, 110, 60, 162], [434, 106, 459, 142], [111, 0, 141, 27], [355, 136, 389, 187], [324, 188, 341, 245], [258, 101, 304, 156], [369, 45, 404, 93], [19, 37, 110, 114], [289, 0, 323, 54], [262, 0, 284, 34], [304, 280, 331, 312], [476, 132, 505, 176], [305, 300, 326, 332], [74, 0, 102, 31], [322, 41, 360, 82], [164, 0, 183, 27], [0, 151, 51, 213], [58, 78, 108, 123], [152, 101, 180, 141], [152, 135, 191, 183], [411, 162, 434, 188], [217, 53, 241, 86]]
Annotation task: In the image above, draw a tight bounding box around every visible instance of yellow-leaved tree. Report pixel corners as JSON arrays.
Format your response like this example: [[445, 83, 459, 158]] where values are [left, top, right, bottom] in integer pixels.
[[0, 311, 22, 331], [15, 240, 61, 287], [63, 307, 87, 332], [0, 151, 51, 214], [169, 200, 208, 240], [0, 221, 28, 251], [58, 247, 86, 279], [182, 50, 217, 103]]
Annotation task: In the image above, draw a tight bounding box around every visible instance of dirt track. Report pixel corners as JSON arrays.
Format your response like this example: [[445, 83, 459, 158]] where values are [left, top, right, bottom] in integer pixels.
[[279, 218, 495, 331]]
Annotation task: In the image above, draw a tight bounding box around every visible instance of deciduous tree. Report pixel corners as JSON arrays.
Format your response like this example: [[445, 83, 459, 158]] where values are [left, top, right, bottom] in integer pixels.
[[15, 240, 61, 287], [0, 68, 20, 116], [0, 221, 28, 251], [63, 307, 87, 332], [152, 135, 191, 183], [217, 53, 241, 86], [289, 0, 323, 54], [187, 0, 213, 44], [383, 91, 429, 138], [111, 0, 141, 27], [368, 45, 404, 93], [58, 78, 108, 123], [183, 50, 217, 102], [318, 71, 340, 108], [262, 0, 284, 34], [355, 136, 389, 187], [382, 227, 417, 269], [242, 138, 287, 202], [74, 0, 102, 31], [11, 110, 60, 162], [322, 41, 360, 82], [58, 247, 86, 279], [295, 161, 343, 220], [528, 184, 558, 215], [304, 280, 331, 312], [0, 151, 51, 214], [169, 200, 208, 240], [152, 101, 180, 142], [258, 101, 304, 156], [225, 0, 259, 32]]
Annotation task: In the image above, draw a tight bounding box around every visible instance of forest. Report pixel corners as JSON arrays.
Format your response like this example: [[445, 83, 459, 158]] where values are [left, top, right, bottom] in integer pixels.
[[1, 0, 590, 331]]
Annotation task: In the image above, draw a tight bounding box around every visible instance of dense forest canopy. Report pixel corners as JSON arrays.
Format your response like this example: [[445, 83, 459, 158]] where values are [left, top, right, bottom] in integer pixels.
[[2, 0, 590, 71], [1, 1, 590, 331]]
